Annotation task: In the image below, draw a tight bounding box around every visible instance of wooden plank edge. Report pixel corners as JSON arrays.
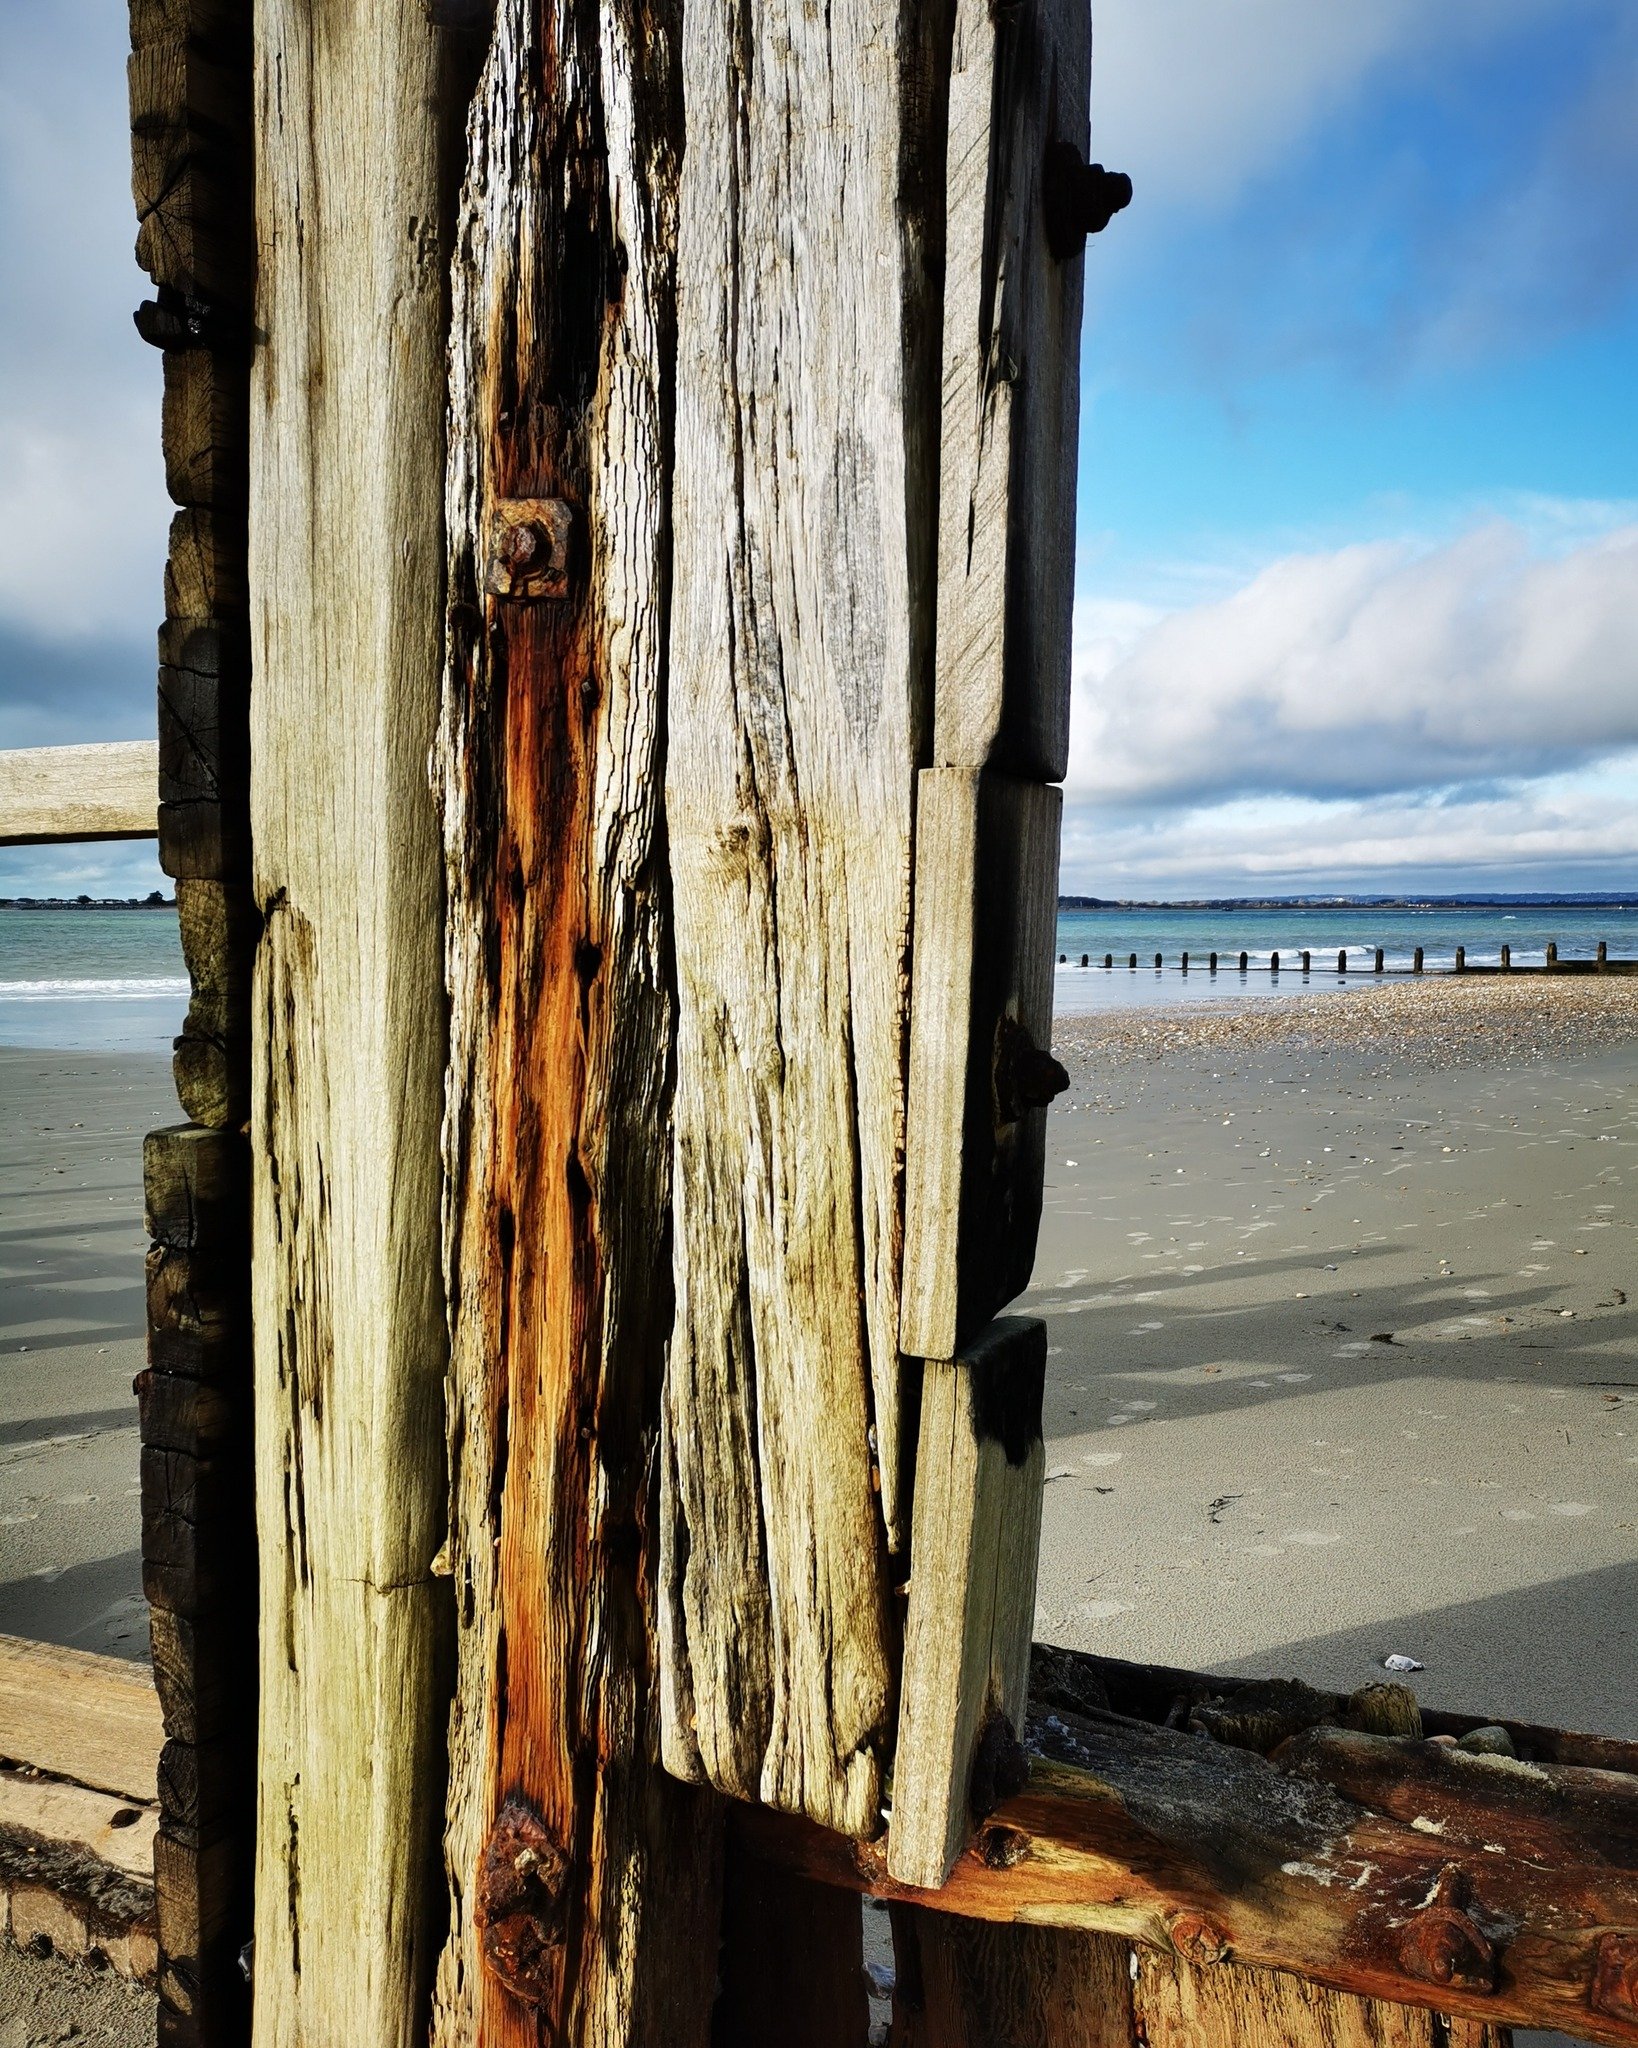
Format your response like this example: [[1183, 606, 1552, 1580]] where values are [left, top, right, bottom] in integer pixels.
[[0, 1775, 158, 1985], [0, 743, 159, 846], [0, 1635, 163, 1807]]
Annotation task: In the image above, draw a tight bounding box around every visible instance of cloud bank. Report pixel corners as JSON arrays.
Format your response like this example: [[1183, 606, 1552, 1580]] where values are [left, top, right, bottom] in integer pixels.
[[1064, 515, 1638, 893]]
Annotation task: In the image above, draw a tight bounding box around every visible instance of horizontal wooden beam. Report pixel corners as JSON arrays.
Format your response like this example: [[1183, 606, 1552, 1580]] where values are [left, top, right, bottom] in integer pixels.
[[0, 1634, 162, 1805], [742, 1644, 1638, 2046], [0, 742, 159, 845]]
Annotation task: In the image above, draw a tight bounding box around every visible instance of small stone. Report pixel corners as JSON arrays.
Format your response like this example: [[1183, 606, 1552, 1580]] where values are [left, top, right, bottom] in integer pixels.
[[1456, 1724, 1516, 1758]]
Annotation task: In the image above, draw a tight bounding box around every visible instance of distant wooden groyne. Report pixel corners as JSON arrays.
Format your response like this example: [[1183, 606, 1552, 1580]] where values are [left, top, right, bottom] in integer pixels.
[[1059, 943, 1638, 976]]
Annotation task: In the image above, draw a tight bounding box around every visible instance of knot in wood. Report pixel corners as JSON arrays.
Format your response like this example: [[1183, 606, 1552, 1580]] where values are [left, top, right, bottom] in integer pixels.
[[1398, 1866, 1497, 1994], [1168, 1912, 1231, 1967], [993, 1017, 1069, 1126], [1592, 1933, 1638, 2022], [475, 1795, 570, 2006], [970, 1709, 1030, 1822], [1042, 141, 1133, 260]]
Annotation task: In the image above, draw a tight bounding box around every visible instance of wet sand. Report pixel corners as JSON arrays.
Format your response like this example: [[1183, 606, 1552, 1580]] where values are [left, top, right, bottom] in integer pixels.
[[1032, 978, 1638, 1737], [0, 1048, 175, 1662]]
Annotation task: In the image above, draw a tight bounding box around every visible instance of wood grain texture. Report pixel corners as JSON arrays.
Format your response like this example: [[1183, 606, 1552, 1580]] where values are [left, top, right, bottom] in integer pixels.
[[889, 1911, 1132, 2047], [0, 1768, 157, 1888], [932, 0, 1088, 780], [0, 742, 157, 845], [431, 6, 721, 2046], [0, 1635, 161, 1806], [716, 1837, 870, 2047], [1134, 1949, 1476, 2048], [660, 0, 955, 1834], [248, 4, 455, 2042], [899, 773, 1062, 1360], [888, 1320, 1046, 1888]]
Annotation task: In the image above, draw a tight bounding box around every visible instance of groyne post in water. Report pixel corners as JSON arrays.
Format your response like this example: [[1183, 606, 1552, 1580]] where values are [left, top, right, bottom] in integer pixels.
[[1238, 949, 1248, 972], [1501, 943, 1511, 970], [1209, 952, 1217, 974], [1338, 949, 1347, 974], [1103, 953, 1112, 969], [1081, 954, 1089, 967], [1271, 950, 1280, 975], [1374, 946, 1384, 974], [1153, 952, 1162, 970], [1181, 951, 1189, 974], [1414, 947, 1423, 973], [1129, 952, 1137, 970], [1547, 941, 1558, 970], [1301, 949, 1311, 975], [1598, 940, 1608, 970], [1456, 946, 1466, 972]]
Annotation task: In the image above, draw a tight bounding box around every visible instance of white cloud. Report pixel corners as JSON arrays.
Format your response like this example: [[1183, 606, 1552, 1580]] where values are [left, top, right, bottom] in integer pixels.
[[1069, 519, 1638, 808], [1061, 767, 1638, 895], [1089, 0, 1600, 213]]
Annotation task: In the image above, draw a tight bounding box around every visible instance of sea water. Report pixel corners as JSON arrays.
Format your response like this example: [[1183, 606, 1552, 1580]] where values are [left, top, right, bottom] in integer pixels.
[[5, 900, 1635, 1048], [0, 907, 188, 1051], [1053, 902, 1638, 1012]]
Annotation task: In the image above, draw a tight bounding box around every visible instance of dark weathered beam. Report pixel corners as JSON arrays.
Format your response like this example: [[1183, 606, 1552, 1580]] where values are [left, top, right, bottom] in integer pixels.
[[741, 1653, 1638, 2046]]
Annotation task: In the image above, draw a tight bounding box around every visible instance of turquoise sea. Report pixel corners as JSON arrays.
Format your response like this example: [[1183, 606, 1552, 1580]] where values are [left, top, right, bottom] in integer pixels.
[[3, 900, 1635, 1048]]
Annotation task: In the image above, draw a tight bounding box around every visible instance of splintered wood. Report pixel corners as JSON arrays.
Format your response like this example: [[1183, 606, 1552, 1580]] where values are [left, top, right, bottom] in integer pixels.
[[431, 5, 718, 2046], [660, 0, 949, 1837], [248, 3, 453, 2044]]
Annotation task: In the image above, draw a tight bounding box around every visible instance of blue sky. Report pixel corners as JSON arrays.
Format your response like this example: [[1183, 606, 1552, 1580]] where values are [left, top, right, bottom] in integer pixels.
[[1, 0, 1635, 898]]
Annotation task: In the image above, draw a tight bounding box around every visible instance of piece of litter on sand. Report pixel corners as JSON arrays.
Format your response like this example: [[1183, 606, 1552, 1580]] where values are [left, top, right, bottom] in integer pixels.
[[1045, 1467, 1078, 1482], [1383, 1653, 1425, 1673]]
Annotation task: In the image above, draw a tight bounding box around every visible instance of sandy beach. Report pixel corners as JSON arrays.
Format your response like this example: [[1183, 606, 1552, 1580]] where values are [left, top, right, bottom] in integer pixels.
[[1032, 976, 1638, 1737], [0, 1048, 175, 1661]]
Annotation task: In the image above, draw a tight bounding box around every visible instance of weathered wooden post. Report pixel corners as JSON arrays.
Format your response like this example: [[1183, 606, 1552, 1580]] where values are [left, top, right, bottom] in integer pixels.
[[247, 5, 463, 2040]]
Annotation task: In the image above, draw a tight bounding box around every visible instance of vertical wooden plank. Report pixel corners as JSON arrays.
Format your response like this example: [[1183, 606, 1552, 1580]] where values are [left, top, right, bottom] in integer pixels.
[[1134, 1950, 1448, 2048], [248, 5, 458, 2042], [890, 1912, 1134, 2047], [933, 0, 1090, 780], [431, 6, 722, 2047], [888, 1320, 1046, 1888], [660, 0, 953, 1836], [716, 1838, 870, 2048], [899, 774, 1063, 1361]]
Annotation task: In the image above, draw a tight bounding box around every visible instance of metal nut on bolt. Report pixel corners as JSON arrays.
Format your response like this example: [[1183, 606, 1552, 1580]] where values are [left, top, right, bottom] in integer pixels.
[[993, 1016, 1069, 1125], [486, 497, 576, 601], [1043, 140, 1133, 260]]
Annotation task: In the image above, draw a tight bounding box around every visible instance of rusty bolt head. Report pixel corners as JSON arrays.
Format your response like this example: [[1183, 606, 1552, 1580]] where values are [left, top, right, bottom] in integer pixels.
[[1169, 1912, 1231, 1967], [475, 1795, 570, 2008], [1592, 1933, 1638, 2022], [994, 1016, 1070, 1125], [1398, 1866, 1497, 1995], [1043, 140, 1133, 260], [487, 498, 575, 600]]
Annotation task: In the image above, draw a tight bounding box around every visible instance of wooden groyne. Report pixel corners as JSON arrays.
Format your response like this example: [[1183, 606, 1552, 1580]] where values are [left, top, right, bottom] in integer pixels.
[[1058, 944, 1638, 978]]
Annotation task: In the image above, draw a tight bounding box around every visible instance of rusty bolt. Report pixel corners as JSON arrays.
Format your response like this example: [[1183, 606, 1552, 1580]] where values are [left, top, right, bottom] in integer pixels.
[[1592, 1933, 1638, 2023], [487, 498, 575, 601], [475, 1795, 570, 2007], [1398, 1865, 1497, 1995], [1043, 140, 1133, 260], [994, 1016, 1070, 1125], [1169, 1912, 1231, 1967]]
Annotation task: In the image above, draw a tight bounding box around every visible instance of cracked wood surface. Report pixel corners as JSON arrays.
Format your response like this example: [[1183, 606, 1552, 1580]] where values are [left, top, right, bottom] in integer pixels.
[[659, 0, 953, 1837], [431, 6, 720, 2046], [248, 4, 455, 2042]]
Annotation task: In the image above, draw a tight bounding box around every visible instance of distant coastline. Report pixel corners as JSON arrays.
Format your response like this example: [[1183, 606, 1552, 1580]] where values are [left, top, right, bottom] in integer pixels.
[[1059, 892, 1633, 911], [0, 896, 175, 910]]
